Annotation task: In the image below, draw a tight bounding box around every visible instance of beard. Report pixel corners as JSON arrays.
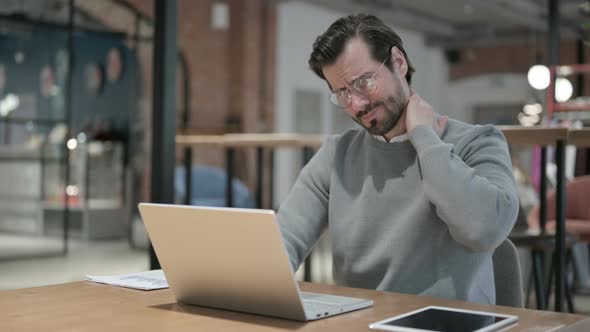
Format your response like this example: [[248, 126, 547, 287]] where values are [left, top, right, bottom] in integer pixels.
[[353, 84, 408, 137]]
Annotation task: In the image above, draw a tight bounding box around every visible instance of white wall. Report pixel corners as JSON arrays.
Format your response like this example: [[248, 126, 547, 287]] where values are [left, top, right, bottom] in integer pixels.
[[274, 2, 339, 205], [274, 1, 451, 205], [447, 74, 530, 123]]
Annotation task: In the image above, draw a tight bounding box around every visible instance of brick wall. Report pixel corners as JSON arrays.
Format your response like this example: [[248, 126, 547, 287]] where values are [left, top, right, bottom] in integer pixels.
[[93, 0, 276, 202], [449, 39, 590, 96]]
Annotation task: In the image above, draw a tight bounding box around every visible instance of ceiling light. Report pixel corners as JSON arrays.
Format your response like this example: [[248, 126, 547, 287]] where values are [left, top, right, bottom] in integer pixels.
[[66, 185, 79, 196], [523, 103, 543, 115], [555, 77, 573, 102], [0, 93, 20, 116], [14, 51, 25, 64], [518, 113, 539, 127], [527, 64, 550, 90], [67, 138, 78, 150]]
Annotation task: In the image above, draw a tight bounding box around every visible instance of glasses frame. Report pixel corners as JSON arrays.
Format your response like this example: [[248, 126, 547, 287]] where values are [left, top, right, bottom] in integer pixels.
[[329, 55, 390, 108]]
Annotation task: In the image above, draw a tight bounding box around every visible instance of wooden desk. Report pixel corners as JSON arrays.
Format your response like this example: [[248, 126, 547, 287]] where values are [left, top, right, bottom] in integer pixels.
[[2, 282, 589, 331], [499, 126, 568, 145], [567, 129, 590, 147], [175, 133, 325, 148]]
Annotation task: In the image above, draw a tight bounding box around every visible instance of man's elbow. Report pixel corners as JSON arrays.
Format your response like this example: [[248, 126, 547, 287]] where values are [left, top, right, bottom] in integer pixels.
[[456, 192, 519, 252], [456, 230, 502, 252]]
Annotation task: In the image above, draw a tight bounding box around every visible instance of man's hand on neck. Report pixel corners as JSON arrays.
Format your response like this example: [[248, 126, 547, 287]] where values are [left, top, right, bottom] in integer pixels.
[[404, 91, 447, 137]]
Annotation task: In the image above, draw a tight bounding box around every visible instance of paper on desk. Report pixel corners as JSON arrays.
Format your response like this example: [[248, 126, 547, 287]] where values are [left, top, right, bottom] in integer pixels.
[[86, 269, 169, 290]]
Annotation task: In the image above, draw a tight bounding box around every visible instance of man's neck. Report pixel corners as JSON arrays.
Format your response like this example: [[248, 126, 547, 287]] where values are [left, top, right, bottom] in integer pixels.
[[382, 112, 407, 142]]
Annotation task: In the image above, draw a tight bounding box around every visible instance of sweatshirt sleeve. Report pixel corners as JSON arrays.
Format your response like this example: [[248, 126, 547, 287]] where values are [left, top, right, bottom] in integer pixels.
[[276, 136, 335, 272], [409, 124, 519, 252]]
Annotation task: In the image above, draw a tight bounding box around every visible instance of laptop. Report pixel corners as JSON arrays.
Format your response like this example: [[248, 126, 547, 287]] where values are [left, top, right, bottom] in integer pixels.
[[138, 203, 374, 321]]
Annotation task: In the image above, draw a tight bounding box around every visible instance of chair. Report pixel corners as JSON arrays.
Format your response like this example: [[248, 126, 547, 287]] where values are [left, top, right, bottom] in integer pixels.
[[174, 165, 255, 208], [493, 239, 524, 307], [524, 175, 590, 312], [527, 176, 590, 292], [527, 176, 590, 241]]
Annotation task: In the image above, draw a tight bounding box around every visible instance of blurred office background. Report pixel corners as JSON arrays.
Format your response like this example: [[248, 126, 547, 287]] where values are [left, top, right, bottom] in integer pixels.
[[1, 0, 590, 312]]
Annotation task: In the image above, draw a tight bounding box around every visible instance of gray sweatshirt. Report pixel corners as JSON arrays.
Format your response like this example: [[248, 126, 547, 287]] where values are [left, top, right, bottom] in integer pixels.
[[277, 119, 519, 304]]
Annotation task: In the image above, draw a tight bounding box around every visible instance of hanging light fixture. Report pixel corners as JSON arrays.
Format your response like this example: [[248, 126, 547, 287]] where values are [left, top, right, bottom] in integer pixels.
[[527, 64, 574, 102], [527, 64, 550, 90], [555, 77, 573, 102]]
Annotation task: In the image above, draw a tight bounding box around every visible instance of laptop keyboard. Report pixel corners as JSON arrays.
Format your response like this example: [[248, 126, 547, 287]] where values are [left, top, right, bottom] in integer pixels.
[[300, 292, 372, 318], [303, 300, 341, 314]]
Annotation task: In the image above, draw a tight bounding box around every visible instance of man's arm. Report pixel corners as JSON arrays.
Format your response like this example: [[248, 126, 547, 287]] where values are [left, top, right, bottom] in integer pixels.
[[276, 137, 334, 272], [409, 124, 519, 252]]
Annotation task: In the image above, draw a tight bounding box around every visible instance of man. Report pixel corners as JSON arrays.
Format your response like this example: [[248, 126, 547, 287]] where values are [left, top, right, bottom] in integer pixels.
[[277, 14, 519, 305]]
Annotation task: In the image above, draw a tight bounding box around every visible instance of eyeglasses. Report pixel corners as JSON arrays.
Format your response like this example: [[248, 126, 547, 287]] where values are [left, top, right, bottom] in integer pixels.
[[329, 55, 389, 108]]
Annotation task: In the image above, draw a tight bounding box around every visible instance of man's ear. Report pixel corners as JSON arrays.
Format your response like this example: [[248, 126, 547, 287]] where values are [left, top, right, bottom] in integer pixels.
[[390, 46, 408, 78]]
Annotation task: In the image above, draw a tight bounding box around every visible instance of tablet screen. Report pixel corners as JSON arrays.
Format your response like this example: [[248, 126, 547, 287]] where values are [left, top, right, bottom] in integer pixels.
[[370, 306, 518, 332]]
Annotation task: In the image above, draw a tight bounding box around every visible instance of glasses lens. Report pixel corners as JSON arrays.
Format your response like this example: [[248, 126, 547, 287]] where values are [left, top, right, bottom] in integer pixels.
[[354, 77, 376, 95], [366, 80, 377, 94], [330, 91, 349, 107]]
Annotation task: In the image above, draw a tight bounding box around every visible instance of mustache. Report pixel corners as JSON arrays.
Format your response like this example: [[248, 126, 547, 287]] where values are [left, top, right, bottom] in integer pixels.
[[356, 101, 385, 119]]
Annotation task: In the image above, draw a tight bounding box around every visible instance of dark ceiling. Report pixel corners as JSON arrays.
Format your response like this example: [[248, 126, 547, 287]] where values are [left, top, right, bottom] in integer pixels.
[[1, 0, 589, 49], [306, 0, 590, 48]]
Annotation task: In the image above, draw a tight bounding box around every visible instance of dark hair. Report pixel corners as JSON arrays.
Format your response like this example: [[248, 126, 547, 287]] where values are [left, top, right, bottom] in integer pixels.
[[308, 14, 415, 84]]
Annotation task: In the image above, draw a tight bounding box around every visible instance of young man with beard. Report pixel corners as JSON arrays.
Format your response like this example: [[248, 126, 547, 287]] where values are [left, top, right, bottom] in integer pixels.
[[276, 14, 519, 305]]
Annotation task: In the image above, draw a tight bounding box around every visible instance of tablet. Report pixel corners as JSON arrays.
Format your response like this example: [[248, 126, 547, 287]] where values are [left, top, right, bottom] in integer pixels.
[[369, 306, 518, 332]]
